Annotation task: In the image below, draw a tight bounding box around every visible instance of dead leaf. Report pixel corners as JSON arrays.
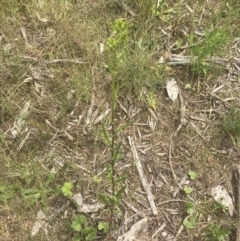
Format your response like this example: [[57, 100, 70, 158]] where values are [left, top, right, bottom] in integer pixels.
[[166, 78, 178, 101], [99, 41, 104, 53], [164, 51, 172, 60], [31, 210, 48, 237], [211, 185, 234, 216], [77, 203, 105, 213], [117, 217, 148, 241], [72, 193, 83, 207]]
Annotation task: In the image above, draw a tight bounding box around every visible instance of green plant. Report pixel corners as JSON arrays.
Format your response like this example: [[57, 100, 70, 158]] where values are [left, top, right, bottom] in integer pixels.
[[133, 0, 154, 15], [185, 201, 195, 215], [0, 184, 19, 202], [71, 214, 96, 241], [92, 176, 102, 184], [188, 170, 197, 180], [183, 216, 196, 230], [146, 91, 157, 109], [183, 186, 193, 195], [98, 18, 129, 223], [71, 215, 109, 241], [188, 25, 230, 76], [27, 157, 54, 209], [98, 221, 109, 233], [205, 223, 231, 241], [111, 29, 165, 98], [183, 171, 197, 230], [151, 0, 175, 20], [184, 83, 192, 89], [61, 183, 110, 241], [61, 182, 73, 198]]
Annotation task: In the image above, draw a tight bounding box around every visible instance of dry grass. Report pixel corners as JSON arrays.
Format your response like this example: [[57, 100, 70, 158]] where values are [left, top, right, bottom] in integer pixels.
[[0, 0, 240, 240]]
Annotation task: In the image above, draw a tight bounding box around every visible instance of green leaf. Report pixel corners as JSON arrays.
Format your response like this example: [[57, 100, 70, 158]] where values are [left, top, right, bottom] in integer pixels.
[[183, 217, 196, 230], [102, 124, 111, 146], [106, 164, 113, 183], [184, 186, 193, 194], [188, 171, 197, 180], [98, 221, 109, 233], [71, 215, 87, 231], [92, 176, 101, 184], [83, 227, 97, 241], [75, 215, 87, 225], [116, 122, 132, 133], [185, 202, 195, 215], [115, 175, 127, 184], [71, 220, 82, 232], [112, 142, 122, 163], [116, 186, 126, 200], [98, 193, 111, 206], [61, 182, 73, 197], [72, 234, 82, 241]]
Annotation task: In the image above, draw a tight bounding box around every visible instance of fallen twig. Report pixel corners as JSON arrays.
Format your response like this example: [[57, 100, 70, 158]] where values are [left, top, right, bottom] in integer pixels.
[[172, 222, 184, 241], [128, 136, 158, 215], [122, 200, 146, 218], [152, 222, 166, 239], [167, 54, 234, 70], [169, 140, 180, 189], [178, 85, 187, 125], [19, 55, 84, 64]]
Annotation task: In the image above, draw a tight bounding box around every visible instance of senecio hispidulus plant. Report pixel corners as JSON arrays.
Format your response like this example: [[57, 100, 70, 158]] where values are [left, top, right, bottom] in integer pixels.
[[99, 19, 130, 225]]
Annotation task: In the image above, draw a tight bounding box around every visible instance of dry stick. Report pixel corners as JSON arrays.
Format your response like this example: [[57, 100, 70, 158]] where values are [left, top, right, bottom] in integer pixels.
[[167, 54, 231, 68], [169, 83, 188, 187], [152, 222, 166, 239], [44, 59, 83, 64], [128, 136, 158, 215], [178, 86, 187, 125], [173, 223, 184, 241], [122, 200, 146, 218], [20, 55, 84, 64], [17, 131, 31, 151], [168, 140, 180, 189]]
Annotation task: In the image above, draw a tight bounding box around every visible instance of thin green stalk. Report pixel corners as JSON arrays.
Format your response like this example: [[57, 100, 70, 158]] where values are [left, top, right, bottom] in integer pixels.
[[106, 18, 130, 227], [110, 51, 117, 224]]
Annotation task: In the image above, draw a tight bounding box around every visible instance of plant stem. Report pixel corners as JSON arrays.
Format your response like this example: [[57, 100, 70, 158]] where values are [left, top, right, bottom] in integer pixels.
[[110, 51, 117, 225]]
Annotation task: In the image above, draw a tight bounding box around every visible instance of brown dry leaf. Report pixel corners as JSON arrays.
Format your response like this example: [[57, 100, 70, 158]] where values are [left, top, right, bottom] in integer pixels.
[[164, 51, 172, 60]]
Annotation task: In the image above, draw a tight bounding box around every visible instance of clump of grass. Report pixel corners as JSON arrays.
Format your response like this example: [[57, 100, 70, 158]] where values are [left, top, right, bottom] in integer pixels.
[[222, 104, 240, 141], [187, 26, 231, 77]]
